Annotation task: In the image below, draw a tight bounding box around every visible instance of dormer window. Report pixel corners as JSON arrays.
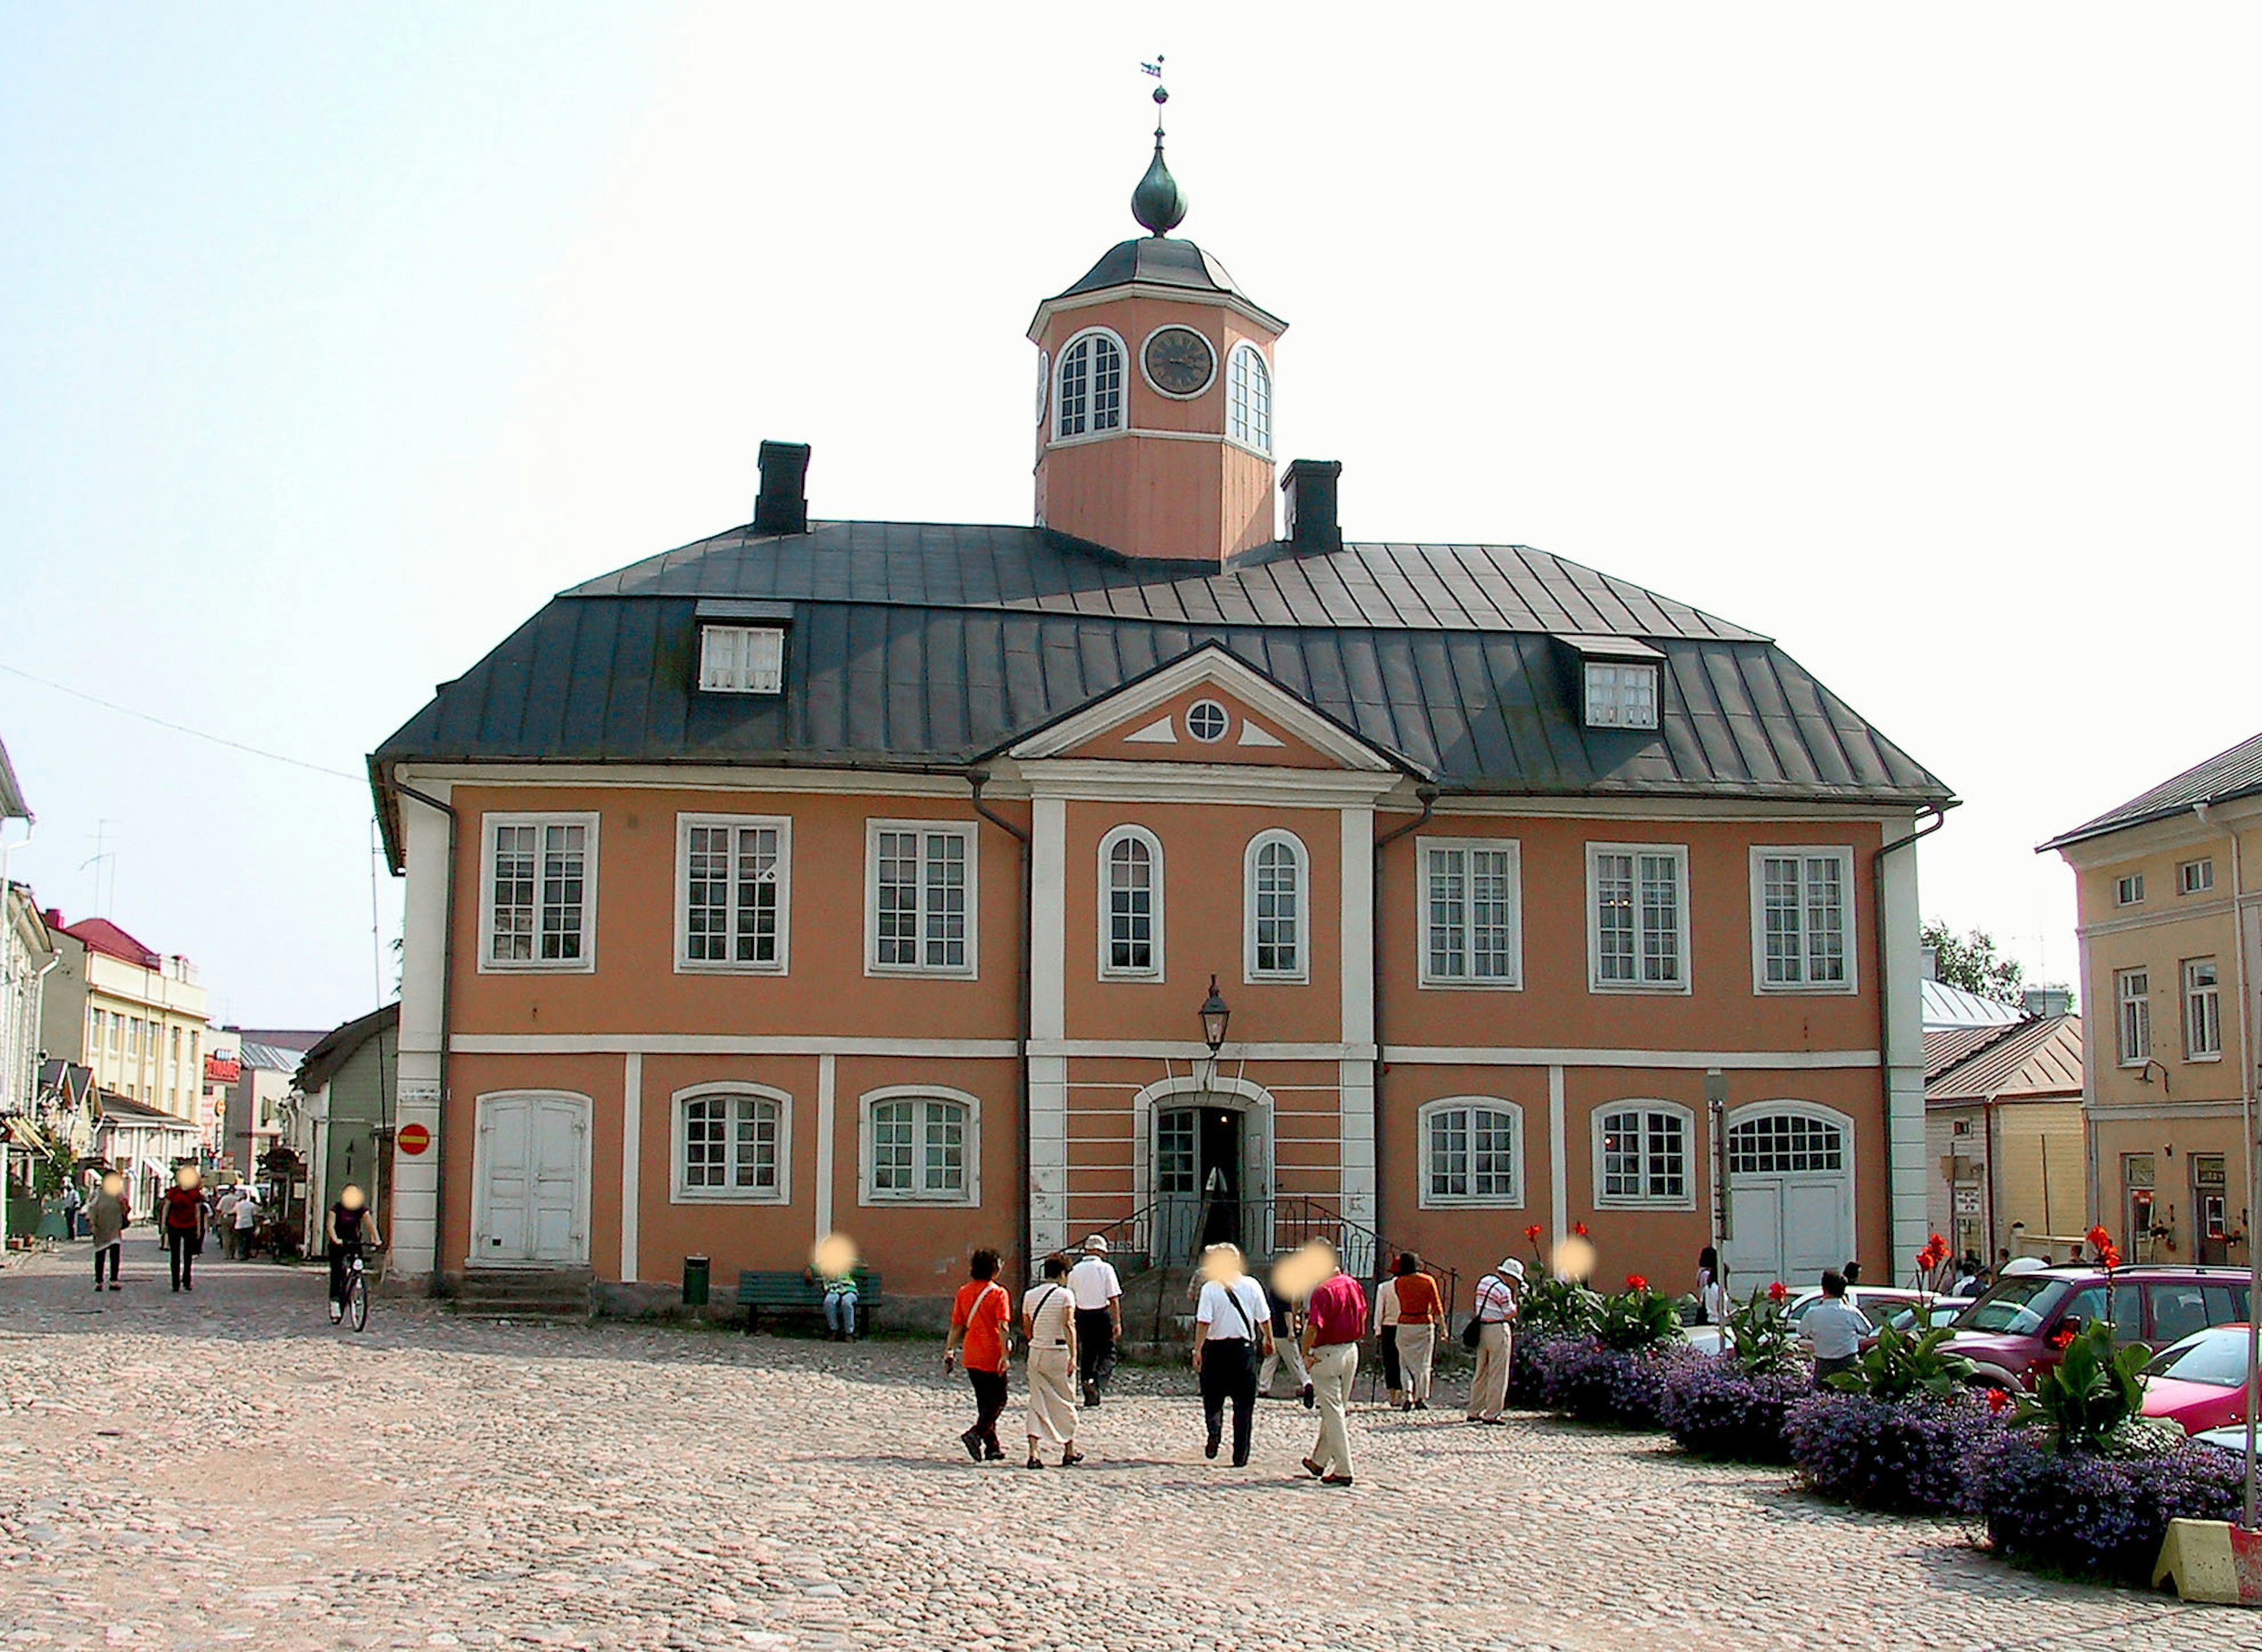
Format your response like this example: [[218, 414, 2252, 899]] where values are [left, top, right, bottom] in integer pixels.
[[1228, 345, 1271, 454], [1584, 663, 1659, 730], [700, 625, 785, 695], [1057, 329, 1125, 438]]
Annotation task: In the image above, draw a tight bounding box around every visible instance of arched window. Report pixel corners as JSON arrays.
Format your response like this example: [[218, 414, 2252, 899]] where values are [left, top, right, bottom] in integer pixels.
[[1245, 830, 1308, 981], [1593, 1101, 1697, 1209], [673, 1084, 790, 1202], [1057, 330, 1125, 439], [1420, 1098, 1524, 1207], [1228, 345, 1271, 453], [860, 1087, 980, 1206], [1099, 826, 1163, 978]]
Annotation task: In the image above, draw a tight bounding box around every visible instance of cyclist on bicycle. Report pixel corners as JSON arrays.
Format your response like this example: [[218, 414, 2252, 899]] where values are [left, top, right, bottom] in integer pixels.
[[326, 1184, 382, 1323]]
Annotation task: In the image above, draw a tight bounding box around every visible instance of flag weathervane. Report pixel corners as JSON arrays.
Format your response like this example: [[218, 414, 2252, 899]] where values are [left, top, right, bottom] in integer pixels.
[[1130, 54, 1187, 236]]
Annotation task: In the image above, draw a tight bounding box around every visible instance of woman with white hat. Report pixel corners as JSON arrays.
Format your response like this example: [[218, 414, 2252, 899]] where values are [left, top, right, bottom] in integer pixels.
[[1464, 1255, 1524, 1425]]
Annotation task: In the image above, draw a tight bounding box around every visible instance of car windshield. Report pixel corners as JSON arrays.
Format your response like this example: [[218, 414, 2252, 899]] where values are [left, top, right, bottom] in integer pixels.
[[1959, 1277, 2071, 1335], [2145, 1330, 2253, 1388]]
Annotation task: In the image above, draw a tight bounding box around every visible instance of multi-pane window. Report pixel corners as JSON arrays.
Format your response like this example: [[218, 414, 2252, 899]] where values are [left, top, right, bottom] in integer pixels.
[[1727, 1113, 1845, 1174], [1755, 849, 1851, 989], [2115, 873, 2145, 906], [487, 817, 594, 966], [1248, 832, 1305, 979], [2184, 958, 2222, 1059], [871, 826, 974, 973], [679, 1092, 782, 1198], [681, 817, 787, 970], [1591, 845, 1686, 989], [1102, 829, 1160, 977], [1228, 345, 1271, 453], [2180, 859, 2215, 895], [2116, 968, 2151, 1065], [698, 625, 785, 694], [1156, 1109, 1197, 1197], [1056, 332, 1124, 438], [1424, 1102, 1521, 1205], [867, 1096, 970, 1201], [1598, 1107, 1691, 1205], [109, 1013, 122, 1055], [1421, 840, 1520, 985], [1583, 662, 1660, 730]]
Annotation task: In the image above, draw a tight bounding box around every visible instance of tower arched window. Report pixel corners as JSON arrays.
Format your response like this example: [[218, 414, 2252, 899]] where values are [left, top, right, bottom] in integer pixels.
[[1245, 829, 1308, 982], [1057, 330, 1126, 439], [1228, 345, 1271, 454], [1099, 825, 1163, 978]]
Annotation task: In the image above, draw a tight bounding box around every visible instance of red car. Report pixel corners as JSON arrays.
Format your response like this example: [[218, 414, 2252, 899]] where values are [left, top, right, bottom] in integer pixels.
[[2141, 1325, 2259, 1435]]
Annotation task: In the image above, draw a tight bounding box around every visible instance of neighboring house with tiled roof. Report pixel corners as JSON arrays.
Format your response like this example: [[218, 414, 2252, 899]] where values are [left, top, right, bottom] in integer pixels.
[[368, 120, 1957, 1309], [1925, 1012, 2085, 1266], [2041, 729, 2262, 1271]]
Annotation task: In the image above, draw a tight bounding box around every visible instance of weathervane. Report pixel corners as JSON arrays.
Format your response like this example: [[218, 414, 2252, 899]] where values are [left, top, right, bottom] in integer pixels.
[[1131, 54, 1188, 237]]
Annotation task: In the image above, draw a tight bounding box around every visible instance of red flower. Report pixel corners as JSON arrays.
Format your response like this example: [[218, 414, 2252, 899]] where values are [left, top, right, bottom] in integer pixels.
[[2049, 1325, 2077, 1350], [2101, 1244, 2122, 1269], [1767, 1280, 1790, 1303], [2087, 1224, 2112, 1252], [1523, 1224, 1543, 1244], [1986, 1388, 2012, 1415], [1626, 1274, 1648, 1293], [1573, 1221, 1589, 1237]]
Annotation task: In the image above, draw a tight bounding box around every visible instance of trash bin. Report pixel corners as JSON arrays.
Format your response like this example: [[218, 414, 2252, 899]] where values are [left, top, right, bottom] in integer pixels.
[[683, 1254, 711, 1307]]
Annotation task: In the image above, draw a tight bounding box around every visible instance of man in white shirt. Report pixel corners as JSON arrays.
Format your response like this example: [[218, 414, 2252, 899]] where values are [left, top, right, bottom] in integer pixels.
[[1067, 1236, 1124, 1406], [1192, 1245, 1272, 1468], [1800, 1269, 1870, 1388], [231, 1186, 260, 1260]]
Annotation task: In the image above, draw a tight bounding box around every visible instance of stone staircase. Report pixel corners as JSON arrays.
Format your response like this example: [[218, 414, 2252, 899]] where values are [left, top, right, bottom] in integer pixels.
[[451, 1266, 596, 1322]]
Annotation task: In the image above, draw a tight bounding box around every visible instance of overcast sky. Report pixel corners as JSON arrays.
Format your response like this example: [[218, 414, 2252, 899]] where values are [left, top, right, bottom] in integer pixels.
[[3, 4, 2256, 1029]]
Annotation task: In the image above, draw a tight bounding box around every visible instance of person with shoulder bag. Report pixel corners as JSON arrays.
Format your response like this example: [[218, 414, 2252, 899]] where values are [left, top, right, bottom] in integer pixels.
[[1464, 1256, 1523, 1425], [943, 1249, 1013, 1463], [1191, 1243, 1271, 1468], [1020, 1254, 1083, 1468]]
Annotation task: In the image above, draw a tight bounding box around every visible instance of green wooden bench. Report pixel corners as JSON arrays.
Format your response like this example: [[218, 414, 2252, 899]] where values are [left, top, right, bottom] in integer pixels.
[[736, 1269, 882, 1334]]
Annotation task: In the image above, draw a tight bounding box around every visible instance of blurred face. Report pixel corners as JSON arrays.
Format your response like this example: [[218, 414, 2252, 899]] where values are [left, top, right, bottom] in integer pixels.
[[809, 1232, 856, 1279], [100, 1172, 124, 1198], [339, 1185, 365, 1212], [174, 1166, 201, 1191]]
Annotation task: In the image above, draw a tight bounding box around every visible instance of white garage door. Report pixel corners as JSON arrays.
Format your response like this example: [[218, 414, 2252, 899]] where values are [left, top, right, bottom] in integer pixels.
[[1721, 1111, 1852, 1291]]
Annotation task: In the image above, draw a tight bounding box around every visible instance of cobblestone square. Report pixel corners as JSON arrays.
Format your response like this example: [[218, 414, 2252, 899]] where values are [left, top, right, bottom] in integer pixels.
[[0, 1250, 2231, 1650]]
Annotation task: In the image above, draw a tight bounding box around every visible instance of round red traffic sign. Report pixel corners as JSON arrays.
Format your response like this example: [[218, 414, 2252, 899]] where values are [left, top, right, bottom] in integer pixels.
[[396, 1123, 432, 1157]]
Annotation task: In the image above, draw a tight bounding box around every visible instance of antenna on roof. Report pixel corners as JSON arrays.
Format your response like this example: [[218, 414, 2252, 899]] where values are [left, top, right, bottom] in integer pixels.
[[1130, 55, 1188, 237]]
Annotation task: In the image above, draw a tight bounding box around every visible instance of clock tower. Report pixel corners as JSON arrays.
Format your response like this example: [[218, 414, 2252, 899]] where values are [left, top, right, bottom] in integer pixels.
[[1029, 87, 1287, 564]]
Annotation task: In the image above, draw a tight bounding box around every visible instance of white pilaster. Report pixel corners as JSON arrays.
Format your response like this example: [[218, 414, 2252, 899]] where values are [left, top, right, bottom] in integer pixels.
[[620, 1051, 641, 1283], [815, 1053, 836, 1243], [1549, 1064, 1569, 1250], [1029, 795, 1069, 1256], [1340, 806, 1378, 1230], [391, 781, 452, 1282], [1030, 1052, 1069, 1256], [1881, 817, 1930, 1280]]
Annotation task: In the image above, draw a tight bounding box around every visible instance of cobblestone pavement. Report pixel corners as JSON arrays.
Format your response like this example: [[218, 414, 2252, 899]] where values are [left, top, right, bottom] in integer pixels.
[[0, 1246, 2234, 1651]]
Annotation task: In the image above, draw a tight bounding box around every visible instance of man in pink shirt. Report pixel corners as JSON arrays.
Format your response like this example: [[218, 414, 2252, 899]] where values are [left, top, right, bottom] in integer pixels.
[[1297, 1243, 1368, 1486]]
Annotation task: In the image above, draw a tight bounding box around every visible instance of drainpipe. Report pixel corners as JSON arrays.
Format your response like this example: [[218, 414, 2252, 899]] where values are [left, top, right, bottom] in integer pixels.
[[394, 780, 458, 1299], [1370, 784, 1438, 1249], [2197, 801, 2259, 1531], [1874, 807, 1946, 1286], [967, 770, 1033, 1289]]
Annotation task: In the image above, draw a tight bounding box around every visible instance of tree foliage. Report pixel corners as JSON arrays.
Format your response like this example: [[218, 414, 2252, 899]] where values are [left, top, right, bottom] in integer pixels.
[[1922, 920, 2025, 1004]]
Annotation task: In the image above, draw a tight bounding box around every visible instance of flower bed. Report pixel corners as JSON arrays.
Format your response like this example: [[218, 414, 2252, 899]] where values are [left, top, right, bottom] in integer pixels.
[[1969, 1431, 2246, 1585], [1784, 1392, 1999, 1514], [1530, 1336, 1695, 1429], [1659, 1359, 1807, 1464]]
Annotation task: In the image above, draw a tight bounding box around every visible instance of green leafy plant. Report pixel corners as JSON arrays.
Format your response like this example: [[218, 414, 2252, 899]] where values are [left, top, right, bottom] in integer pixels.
[[2008, 1318, 2167, 1457], [1726, 1282, 1800, 1375], [1597, 1277, 1684, 1353], [1825, 1316, 1975, 1402], [1519, 1274, 1603, 1338]]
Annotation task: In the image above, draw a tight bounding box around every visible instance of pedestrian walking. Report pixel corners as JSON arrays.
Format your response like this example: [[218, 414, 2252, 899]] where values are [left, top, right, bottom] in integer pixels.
[[1801, 1269, 1867, 1388], [1464, 1256, 1523, 1424], [943, 1249, 1013, 1463], [232, 1186, 260, 1260], [1373, 1264, 1404, 1408], [1067, 1236, 1123, 1406], [1257, 1286, 1311, 1405], [1297, 1243, 1365, 1486], [1021, 1254, 1082, 1468], [87, 1171, 127, 1291], [62, 1181, 83, 1242], [1694, 1244, 1727, 1325], [1192, 1244, 1270, 1468], [1390, 1254, 1444, 1411], [160, 1167, 205, 1292]]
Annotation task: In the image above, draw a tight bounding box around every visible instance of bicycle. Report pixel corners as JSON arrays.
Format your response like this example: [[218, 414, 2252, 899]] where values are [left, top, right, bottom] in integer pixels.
[[335, 1248, 375, 1332]]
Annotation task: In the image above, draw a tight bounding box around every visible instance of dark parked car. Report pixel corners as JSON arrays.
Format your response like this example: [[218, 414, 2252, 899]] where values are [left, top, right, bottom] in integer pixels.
[[1942, 1266, 2250, 1391]]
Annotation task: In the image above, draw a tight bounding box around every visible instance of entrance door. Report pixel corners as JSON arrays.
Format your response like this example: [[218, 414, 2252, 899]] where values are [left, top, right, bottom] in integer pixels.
[[1721, 1111, 1853, 1289], [2193, 1155, 2230, 1265], [474, 1094, 588, 1265], [1155, 1104, 1247, 1264]]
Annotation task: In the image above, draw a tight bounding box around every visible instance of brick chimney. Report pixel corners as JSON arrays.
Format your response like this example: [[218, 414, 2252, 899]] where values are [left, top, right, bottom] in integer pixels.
[[1281, 459, 1342, 556], [753, 441, 811, 536]]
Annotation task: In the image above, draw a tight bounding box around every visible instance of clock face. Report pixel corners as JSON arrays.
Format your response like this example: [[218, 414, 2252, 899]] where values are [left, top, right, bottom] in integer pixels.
[[1143, 326, 1216, 397]]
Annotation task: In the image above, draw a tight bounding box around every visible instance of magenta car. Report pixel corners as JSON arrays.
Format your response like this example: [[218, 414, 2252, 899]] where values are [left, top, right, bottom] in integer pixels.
[[1942, 1266, 2250, 1391], [2141, 1325, 2259, 1436]]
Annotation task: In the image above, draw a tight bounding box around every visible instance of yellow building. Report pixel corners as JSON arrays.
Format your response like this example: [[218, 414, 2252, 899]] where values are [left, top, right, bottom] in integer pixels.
[[36, 912, 214, 1136], [1926, 1011, 2085, 1265], [2042, 733, 2262, 1266]]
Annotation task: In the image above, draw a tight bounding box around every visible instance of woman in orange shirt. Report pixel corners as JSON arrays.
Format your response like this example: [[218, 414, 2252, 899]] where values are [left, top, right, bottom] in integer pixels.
[[1390, 1253, 1445, 1412], [943, 1247, 1013, 1462]]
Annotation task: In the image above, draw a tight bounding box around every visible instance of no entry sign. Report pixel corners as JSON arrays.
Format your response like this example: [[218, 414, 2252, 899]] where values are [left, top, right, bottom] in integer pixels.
[[396, 1123, 432, 1157]]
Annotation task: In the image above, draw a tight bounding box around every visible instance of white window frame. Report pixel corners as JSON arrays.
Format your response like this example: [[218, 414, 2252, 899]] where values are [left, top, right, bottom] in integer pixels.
[[478, 812, 600, 974], [1417, 1097, 1526, 1209], [1226, 343, 1272, 455], [1244, 829, 1311, 984], [865, 820, 979, 979], [1592, 1101, 1698, 1210], [2179, 859, 2215, 896], [675, 814, 792, 974], [1586, 842, 1691, 994], [1054, 326, 1127, 443], [858, 1085, 981, 1207], [1416, 837, 1523, 989], [1097, 824, 1165, 981], [2115, 872, 2146, 906], [697, 624, 786, 695], [2116, 968, 2152, 1066], [670, 1082, 792, 1204], [2184, 958, 2222, 1061], [1748, 846, 1857, 995], [1583, 661, 1661, 730]]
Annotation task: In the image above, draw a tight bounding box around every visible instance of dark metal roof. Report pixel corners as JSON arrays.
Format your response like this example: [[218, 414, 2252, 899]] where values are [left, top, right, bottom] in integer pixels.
[[373, 518, 1952, 866], [2040, 730, 2262, 852], [1053, 236, 1254, 306], [296, 1003, 399, 1097], [1926, 1015, 2084, 1104]]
